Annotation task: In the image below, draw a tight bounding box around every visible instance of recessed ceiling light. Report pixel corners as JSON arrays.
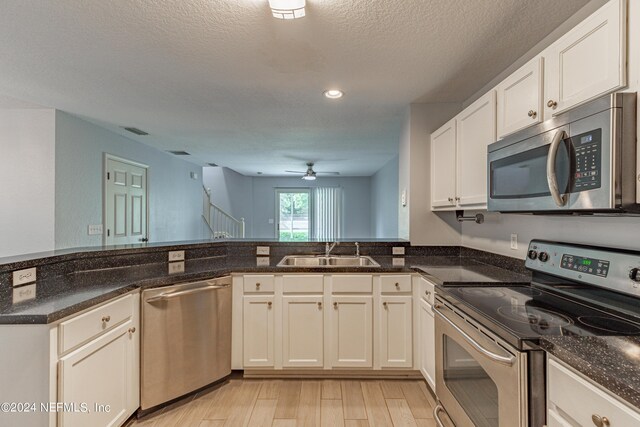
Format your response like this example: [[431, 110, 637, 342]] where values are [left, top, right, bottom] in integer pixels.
[[323, 89, 344, 99], [269, 0, 306, 20]]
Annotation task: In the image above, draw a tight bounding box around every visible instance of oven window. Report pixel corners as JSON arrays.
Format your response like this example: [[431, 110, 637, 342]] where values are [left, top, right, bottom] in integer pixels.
[[490, 141, 571, 199], [444, 336, 499, 427]]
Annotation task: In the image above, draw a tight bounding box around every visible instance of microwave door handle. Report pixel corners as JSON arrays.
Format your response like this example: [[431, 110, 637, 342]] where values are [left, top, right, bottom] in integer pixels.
[[547, 129, 568, 207]]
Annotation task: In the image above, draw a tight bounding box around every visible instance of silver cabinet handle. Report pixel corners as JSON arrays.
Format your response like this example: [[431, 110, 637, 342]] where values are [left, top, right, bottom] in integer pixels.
[[433, 304, 516, 366], [256, 283, 261, 289], [592, 414, 610, 427], [395, 282, 400, 288], [528, 110, 537, 118], [425, 290, 431, 297], [101, 316, 111, 322], [447, 197, 453, 203], [547, 129, 568, 207], [433, 405, 447, 427], [128, 327, 136, 334], [146, 283, 230, 302], [547, 99, 558, 109], [455, 197, 460, 202]]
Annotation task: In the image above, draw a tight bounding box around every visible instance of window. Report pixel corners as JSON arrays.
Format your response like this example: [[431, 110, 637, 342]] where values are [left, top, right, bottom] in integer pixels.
[[276, 187, 342, 241]]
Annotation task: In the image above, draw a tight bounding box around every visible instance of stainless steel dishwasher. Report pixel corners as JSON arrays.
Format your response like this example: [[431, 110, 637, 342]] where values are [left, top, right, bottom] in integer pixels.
[[141, 277, 231, 410]]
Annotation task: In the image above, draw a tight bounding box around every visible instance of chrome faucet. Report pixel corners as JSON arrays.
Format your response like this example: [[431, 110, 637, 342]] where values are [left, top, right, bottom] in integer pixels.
[[325, 241, 339, 257], [355, 242, 360, 257]]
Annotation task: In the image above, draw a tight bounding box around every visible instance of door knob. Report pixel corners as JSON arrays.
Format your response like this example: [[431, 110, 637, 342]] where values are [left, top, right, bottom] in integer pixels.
[[547, 100, 558, 109], [528, 110, 537, 118]]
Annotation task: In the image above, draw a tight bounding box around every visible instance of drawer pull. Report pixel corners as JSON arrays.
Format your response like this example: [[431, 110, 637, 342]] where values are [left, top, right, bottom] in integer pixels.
[[256, 283, 261, 289], [547, 99, 558, 109], [383, 302, 387, 308], [528, 110, 537, 118], [333, 302, 338, 309], [425, 290, 431, 297], [395, 283, 400, 288], [267, 301, 272, 308], [101, 316, 111, 323], [128, 327, 136, 334], [592, 415, 610, 427], [317, 302, 322, 309]]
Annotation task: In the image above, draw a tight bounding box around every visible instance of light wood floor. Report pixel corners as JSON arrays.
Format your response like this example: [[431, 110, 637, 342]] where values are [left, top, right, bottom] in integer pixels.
[[131, 379, 438, 427]]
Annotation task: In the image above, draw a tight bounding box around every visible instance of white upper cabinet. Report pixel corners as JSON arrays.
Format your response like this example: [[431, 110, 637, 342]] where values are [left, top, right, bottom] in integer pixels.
[[496, 57, 544, 138], [456, 90, 496, 208], [544, 0, 627, 117], [430, 118, 457, 209]]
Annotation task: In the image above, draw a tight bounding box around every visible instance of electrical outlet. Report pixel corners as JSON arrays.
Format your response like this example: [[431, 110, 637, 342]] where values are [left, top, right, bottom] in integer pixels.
[[13, 267, 36, 287], [13, 283, 36, 304], [256, 246, 270, 256], [256, 257, 270, 266], [168, 261, 185, 274], [392, 258, 406, 266], [401, 189, 407, 207], [168, 250, 185, 262], [392, 247, 405, 255], [88, 224, 103, 235], [510, 234, 518, 250]]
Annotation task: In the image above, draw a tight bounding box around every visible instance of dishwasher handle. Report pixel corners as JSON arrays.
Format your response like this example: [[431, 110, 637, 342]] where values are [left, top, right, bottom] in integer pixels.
[[146, 283, 230, 303]]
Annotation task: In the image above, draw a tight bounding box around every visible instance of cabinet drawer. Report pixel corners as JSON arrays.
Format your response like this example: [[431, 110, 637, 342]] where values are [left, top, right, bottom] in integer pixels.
[[548, 358, 640, 426], [332, 275, 372, 293], [59, 293, 134, 353], [380, 275, 412, 293], [282, 275, 323, 293], [419, 277, 435, 305], [243, 275, 275, 293]]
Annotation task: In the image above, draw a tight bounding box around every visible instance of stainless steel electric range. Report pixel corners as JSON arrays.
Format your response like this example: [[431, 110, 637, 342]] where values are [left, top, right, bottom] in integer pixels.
[[432, 240, 640, 427]]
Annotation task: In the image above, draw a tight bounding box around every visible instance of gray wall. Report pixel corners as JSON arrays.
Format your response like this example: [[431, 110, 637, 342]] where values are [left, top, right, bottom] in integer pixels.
[[0, 109, 56, 257], [370, 156, 399, 238], [251, 176, 372, 239], [202, 167, 254, 236], [55, 112, 204, 248]]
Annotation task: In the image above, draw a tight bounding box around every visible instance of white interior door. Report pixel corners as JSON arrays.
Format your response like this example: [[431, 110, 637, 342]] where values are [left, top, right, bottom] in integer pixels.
[[105, 155, 148, 245]]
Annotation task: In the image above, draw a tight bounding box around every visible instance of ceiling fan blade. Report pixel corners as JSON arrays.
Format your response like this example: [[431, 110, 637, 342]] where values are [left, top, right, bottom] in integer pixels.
[[284, 170, 306, 174], [316, 171, 340, 175]]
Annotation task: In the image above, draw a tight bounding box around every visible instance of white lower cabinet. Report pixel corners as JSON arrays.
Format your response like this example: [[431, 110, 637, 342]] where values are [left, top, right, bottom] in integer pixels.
[[419, 298, 435, 389], [330, 296, 373, 368], [58, 320, 137, 427], [548, 357, 640, 426], [379, 296, 413, 368], [243, 296, 275, 367], [237, 274, 414, 371], [282, 296, 324, 367], [56, 292, 139, 427]]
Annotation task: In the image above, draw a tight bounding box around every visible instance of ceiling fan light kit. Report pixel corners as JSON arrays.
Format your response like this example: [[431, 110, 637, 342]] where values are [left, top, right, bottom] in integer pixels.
[[285, 162, 340, 180], [268, 0, 306, 20]]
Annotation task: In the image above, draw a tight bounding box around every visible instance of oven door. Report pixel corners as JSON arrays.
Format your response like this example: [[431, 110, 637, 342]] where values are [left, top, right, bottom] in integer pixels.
[[434, 301, 528, 427]]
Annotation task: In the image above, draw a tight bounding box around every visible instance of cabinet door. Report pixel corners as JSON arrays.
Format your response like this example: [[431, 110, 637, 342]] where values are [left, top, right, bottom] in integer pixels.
[[430, 118, 457, 210], [544, 0, 626, 117], [496, 57, 544, 138], [379, 296, 413, 368], [419, 299, 436, 390], [58, 320, 136, 427], [456, 90, 496, 208], [330, 296, 373, 368], [243, 296, 275, 367], [282, 296, 324, 367]]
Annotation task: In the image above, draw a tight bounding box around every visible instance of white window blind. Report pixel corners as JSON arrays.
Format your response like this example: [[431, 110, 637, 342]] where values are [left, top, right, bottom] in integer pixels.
[[312, 187, 342, 240]]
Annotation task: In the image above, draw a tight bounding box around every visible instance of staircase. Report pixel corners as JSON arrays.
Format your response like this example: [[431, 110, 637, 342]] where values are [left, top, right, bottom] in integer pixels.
[[202, 186, 245, 239]]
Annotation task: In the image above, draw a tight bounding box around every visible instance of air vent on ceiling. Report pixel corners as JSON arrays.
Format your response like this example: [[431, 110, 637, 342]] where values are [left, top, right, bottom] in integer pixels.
[[122, 127, 149, 136], [207, 163, 219, 167], [167, 150, 190, 156]]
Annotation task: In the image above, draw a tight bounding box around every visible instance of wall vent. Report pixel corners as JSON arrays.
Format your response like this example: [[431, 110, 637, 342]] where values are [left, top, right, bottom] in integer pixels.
[[167, 150, 190, 156], [122, 127, 149, 136], [207, 163, 219, 167]]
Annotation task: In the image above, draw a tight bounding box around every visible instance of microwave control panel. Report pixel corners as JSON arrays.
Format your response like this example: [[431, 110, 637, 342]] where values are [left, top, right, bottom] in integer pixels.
[[573, 129, 602, 192]]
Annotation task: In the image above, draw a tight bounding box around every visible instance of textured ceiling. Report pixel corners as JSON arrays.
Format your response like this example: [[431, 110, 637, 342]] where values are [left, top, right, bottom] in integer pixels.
[[0, 0, 589, 176]]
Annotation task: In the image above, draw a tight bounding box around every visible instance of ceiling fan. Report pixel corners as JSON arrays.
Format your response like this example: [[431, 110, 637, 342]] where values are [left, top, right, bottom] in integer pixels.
[[285, 162, 340, 181]]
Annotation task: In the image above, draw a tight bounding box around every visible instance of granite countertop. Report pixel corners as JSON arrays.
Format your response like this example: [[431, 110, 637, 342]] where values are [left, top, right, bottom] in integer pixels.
[[413, 260, 531, 286], [0, 253, 528, 325], [541, 336, 640, 410]]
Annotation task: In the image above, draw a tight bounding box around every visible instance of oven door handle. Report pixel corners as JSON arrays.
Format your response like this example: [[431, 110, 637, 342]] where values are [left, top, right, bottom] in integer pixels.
[[433, 304, 516, 366], [547, 129, 568, 207]]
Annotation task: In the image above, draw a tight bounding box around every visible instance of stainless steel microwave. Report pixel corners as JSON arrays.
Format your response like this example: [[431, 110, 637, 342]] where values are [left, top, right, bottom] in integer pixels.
[[487, 92, 638, 214]]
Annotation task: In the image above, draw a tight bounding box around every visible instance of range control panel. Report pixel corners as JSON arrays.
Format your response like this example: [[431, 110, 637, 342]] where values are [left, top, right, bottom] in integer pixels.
[[561, 254, 610, 277], [572, 129, 602, 192], [525, 240, 640, 298]]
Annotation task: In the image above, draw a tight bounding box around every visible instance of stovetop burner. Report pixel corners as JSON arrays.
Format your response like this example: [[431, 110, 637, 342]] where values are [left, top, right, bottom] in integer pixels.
[[458, 288, 507, 298], [497, 305, 573, 328], [577, 316, 640, 335]]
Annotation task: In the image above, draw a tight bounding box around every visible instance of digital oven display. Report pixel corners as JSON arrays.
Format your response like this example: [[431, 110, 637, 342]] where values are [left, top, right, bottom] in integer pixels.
[[561, 254, 609, 277]]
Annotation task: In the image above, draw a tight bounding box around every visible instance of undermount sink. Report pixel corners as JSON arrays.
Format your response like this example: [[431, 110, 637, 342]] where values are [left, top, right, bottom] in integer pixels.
[[277, 255, 380, 268]]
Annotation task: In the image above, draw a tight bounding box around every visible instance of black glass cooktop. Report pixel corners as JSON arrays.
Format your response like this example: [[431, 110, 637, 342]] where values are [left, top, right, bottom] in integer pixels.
[[443, 285, 640, 344]]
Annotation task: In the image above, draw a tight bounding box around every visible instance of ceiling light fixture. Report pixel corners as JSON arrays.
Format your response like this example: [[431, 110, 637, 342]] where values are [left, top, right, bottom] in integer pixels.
[[269, 0, 306, 20], [302, 172, 317, 181], [323, 89, 344, 99]]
